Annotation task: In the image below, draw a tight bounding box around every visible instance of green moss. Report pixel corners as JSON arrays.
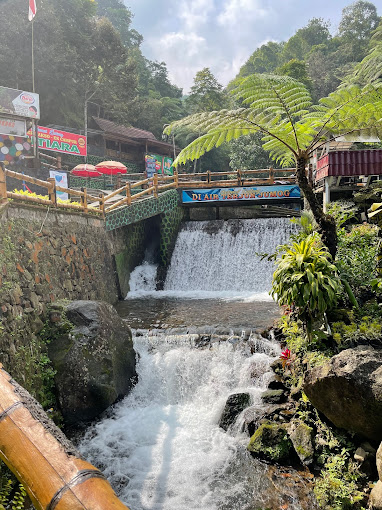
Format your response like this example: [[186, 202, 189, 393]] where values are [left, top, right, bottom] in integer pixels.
[[248, 423, 293, 462]]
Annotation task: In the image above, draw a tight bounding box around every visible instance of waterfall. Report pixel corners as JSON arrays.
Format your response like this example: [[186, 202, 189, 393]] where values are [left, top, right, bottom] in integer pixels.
[[127, 218, 298, 300], [79, 332, 288, 510]]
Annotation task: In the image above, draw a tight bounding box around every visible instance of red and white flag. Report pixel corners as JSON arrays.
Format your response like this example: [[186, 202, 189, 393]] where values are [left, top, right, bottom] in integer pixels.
[[28, 0, 36, 21]]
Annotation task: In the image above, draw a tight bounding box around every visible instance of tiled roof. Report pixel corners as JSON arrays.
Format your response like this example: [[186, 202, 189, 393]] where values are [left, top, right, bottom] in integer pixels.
[[93, 117, 157, 140]]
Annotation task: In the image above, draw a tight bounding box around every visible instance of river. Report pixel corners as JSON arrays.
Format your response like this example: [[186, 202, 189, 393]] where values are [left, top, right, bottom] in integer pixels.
[[79, 218, 316, 510]]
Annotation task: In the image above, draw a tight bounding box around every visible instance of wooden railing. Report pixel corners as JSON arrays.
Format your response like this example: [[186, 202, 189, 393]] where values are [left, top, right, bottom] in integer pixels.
[[0, 165, 297, 217], [0, 164, 105, 216]]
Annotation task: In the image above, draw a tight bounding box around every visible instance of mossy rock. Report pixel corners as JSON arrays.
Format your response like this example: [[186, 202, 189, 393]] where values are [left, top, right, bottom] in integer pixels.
[[261, 389, 286, 404], [248, 423, 293, 463], [288, 420, 314, 465]]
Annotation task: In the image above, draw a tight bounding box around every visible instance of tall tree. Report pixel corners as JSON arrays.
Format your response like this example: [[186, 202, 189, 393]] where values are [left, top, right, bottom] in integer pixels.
[[96, 0, 143, 48], [338, 1, 380, 60], [186, 68, 228, 113], [165, 75, 382, 257]]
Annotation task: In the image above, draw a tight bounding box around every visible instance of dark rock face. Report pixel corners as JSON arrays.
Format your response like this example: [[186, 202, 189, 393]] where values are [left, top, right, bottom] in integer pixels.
[[219, 393, 251, 431], [48, 300, 137, 425], [303, 347, 382, 441]]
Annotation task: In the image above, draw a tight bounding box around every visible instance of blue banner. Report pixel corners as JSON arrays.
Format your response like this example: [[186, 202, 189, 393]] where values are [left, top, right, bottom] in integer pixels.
[[182, 185, 301, 203]]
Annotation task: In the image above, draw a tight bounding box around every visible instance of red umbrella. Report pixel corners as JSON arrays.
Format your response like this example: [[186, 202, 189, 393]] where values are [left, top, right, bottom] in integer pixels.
[[95, 161, 128, 175], [71, 164, 102, 178]]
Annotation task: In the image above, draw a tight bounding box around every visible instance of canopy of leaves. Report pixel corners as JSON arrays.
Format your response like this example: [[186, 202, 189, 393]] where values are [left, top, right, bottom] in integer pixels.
[[0, 0, 183, 137], [166, 74, 382, 168]]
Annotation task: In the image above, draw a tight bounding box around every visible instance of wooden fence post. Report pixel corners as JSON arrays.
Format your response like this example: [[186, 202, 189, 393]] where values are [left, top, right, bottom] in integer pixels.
[[99, 193, 105, 216], [126, 182, 132, 205], [269, 167, 274, 184], [237, 169, 242, 186], [57, 156, 62, 169], [207, 170, 211, 184], [47, 177, 56, 206], [81, 187, 88, 213], [174, 170, 179, 188], [153, 173, 158, 198], [0, 163, 7, 204]]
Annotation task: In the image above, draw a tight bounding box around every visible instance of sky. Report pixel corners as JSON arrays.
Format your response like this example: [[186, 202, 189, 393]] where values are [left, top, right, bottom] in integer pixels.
[[124, 0, 382, 93]]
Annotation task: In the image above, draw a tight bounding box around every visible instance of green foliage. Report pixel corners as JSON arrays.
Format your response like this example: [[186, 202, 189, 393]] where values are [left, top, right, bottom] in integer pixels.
[[314, 453, 365, 510], [229, 132, 280, 170], [335, 223, 379, 298], [332, 315, 382, 347], [12, 337, 57, 412], [271, 236, 341, 339], [0, 462, 26, 510]]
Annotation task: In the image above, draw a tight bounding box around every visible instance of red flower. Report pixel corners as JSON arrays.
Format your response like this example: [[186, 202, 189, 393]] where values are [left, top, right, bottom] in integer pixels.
[[280, 348, 291, 360]]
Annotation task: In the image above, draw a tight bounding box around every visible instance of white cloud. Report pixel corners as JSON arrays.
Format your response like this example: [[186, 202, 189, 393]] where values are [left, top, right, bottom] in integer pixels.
[[125, 0, 382, 92], [217, 0, 270, 27], [177, 0, 215, 31]]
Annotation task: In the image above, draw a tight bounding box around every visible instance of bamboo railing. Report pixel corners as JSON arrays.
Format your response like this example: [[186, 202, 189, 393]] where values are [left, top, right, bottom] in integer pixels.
[[0, 164, 297, 217], [0, 164, 105, 216]]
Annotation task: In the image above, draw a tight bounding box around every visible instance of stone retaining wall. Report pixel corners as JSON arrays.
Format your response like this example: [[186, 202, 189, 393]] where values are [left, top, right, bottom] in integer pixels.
[[0, 202, 118, 371]]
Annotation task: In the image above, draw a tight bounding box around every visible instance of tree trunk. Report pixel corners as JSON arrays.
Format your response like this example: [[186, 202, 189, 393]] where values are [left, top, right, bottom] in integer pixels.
[[296, 156, 337, 259]]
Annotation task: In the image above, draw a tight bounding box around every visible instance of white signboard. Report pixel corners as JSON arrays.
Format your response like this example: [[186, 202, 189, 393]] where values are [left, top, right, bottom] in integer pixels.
[[0, 117, 26, 137], [0, 86, 40, 119], [49, 170, 68, 201]]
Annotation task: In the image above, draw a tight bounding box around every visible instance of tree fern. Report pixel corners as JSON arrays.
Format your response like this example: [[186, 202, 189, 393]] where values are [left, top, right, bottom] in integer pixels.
[[164, 73, 382, 257]]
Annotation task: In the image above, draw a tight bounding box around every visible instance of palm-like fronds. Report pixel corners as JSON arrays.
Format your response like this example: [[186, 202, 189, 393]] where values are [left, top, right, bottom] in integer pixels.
[[165, 74, 382, 168]]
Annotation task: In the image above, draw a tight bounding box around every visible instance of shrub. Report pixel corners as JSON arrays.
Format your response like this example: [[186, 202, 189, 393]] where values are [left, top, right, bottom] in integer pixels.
[[271, 236, 341, 341]]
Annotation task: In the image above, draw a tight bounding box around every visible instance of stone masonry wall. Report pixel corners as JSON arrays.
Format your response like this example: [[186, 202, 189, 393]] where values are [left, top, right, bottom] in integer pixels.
[[0, 202, 119, 372]]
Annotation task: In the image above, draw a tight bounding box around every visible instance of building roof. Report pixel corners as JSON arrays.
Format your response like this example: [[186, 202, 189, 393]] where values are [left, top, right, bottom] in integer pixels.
[[93, 117, 157, 141]]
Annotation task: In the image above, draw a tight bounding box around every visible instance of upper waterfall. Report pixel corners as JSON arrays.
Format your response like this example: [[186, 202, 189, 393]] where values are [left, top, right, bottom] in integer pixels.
[[127, 217, 298, 300]]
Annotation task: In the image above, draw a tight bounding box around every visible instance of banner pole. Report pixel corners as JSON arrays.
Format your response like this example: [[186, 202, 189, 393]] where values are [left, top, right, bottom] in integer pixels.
[[32, 19, 35, 93]]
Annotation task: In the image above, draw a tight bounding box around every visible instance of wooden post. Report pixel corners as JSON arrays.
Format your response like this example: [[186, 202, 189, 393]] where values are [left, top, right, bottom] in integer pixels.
[[57, 156, 62, 169], [207, 170, 211, 184], [0, 163, 7, 204], [81, 187, 88, 213], [99, 192, 105, 216], [153, 173, 158, 198], [47, 177, 56, 206], [237, 170, 241, 186], [269, 167, 274, 184], [174, 170, 179, 188], [126, 182, 132, 205]]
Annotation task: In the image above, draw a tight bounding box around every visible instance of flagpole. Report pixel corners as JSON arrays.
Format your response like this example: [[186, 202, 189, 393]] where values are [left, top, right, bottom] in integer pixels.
[[32, 18, 35, 92]]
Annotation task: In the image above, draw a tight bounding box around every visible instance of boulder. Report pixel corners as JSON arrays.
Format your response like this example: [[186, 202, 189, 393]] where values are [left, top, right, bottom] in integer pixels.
[[48, 300, 136, 425], [370, 480, 382, 509], [288, 420, 314, 465], [261, 389, 286, 404], [248, 422, 293, 463], [219, 393, 251, 431], [303, 347, 382, 441], [377, 442, 382, 480]]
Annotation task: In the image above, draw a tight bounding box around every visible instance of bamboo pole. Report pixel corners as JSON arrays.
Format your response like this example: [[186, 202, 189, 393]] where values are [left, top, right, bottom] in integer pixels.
[[81, 187, 88, 213], [7, 193, 52, 206], [126, 182, 132, 206], [0, 163, 7, 204], [269, 167, 274, 184], [47, 178, 56, 206], [99, 193, 105, 216], [174, 170, 178, 188], [5, 169, 51, 190], [157, 182, 176, 191], [153, 173, 158, 198]]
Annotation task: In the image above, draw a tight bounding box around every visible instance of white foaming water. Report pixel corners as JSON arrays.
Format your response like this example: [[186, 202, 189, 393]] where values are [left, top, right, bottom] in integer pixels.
[[79, 333, 280, 510], [129, 262, 158, 295], [127, 218, 297, 300]]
